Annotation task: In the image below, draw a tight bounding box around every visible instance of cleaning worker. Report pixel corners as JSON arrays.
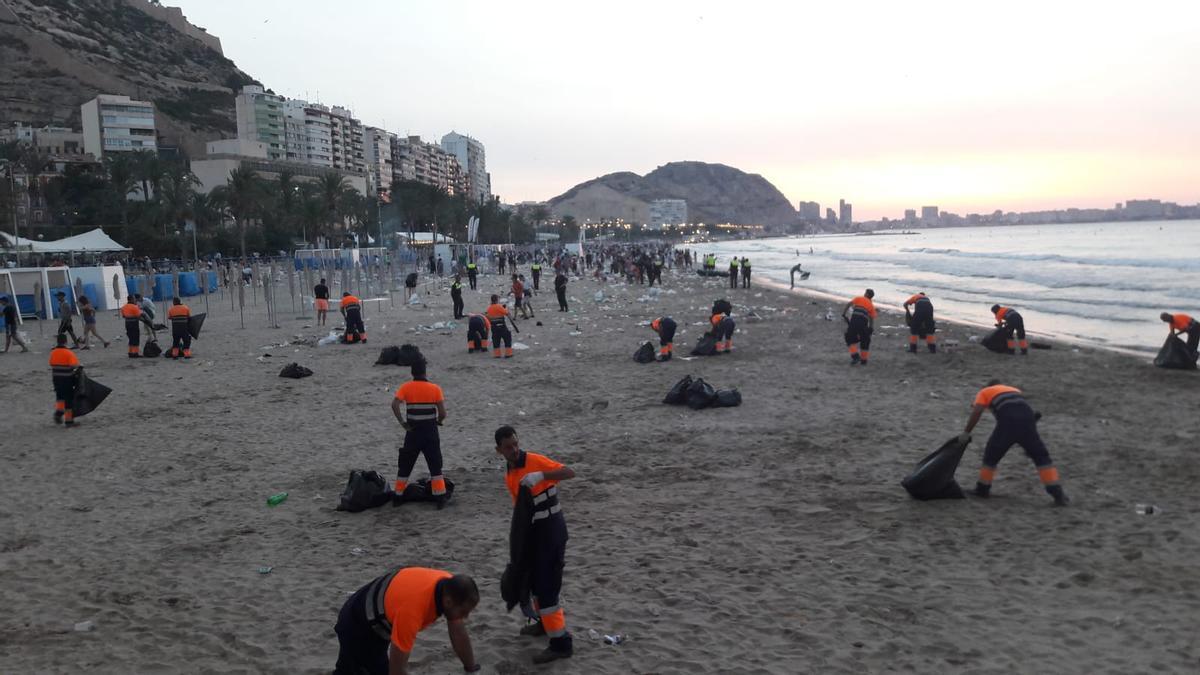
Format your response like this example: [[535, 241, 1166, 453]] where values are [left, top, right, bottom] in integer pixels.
[[450, 274, 465, 320], [333, 567, 480, 674], [466, 260, 478, 290], [789, 263, 809, 289], [842, 289, 876, 365], [314, 277, 330, 327], [391, 359, 449, 508], [120, 294, 143, 358], [991, 304, 1027, 355], [49, 333, 81, 427], [728, 257, 739, 289], [467, 313, 491, 353], [531, 260, 542, 293], [1160, 311, 1199, 354], [740, 257, 751, 288], [959, 380, 1069, 506], [166, 297, 193, 360], [651, 316, 677, 361], [495, 425, 576, 664], [486, 294, 516, 358], [903, 292, 937, 353], [341, 292, 366, 343], [710, 303, 735, 354]]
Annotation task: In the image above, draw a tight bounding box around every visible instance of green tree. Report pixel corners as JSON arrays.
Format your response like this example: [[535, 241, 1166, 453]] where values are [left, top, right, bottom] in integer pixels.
[[103, 154, 140, 236], [130, 149, 163, 205], [210, 167, 262, 260], [317, 171, 351, 244], [157, 164, 200, 234]]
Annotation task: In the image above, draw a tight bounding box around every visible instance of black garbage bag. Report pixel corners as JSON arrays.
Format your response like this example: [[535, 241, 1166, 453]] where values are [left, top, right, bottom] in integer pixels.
[[713, 299, 732, 316], [336, 470, 392, 512], [72, 370, 112, 418], [691, 332, 718, 356], [396, 477, 456, 504], [901, 436, 970, 500], [142, 340, 162, 358], [1154, 335, 1198, 370], [187, 313, 206, 339], [713, 388, 742, 407], [686, 378, 717, 409], [375, 346, 401, 365], [981, 328, 1009, 353], [634, 341, 656, 363], [663, 375, 693, 404], [501, 486, 536, 612], [279, 362, 313, 379], [396, 344, 424, 367], [405, 272, 419, 288]]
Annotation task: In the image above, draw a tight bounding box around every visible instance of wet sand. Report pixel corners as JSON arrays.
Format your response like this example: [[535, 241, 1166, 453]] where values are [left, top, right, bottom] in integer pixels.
[[1, 266, 1198, 674]]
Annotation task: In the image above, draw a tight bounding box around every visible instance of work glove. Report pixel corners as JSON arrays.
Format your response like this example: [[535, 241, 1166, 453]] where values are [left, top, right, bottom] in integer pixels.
[[956, 432, 972, 445], [519, 471, 544, 488]]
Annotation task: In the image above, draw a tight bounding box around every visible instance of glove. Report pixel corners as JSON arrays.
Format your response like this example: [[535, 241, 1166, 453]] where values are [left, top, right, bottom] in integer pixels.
[[956, 432, 971, 445], [519, 471, 544, 488]]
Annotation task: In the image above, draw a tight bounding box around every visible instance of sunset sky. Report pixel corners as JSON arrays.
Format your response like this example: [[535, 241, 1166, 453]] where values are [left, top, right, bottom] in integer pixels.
[[172, 0, 1199, 220]]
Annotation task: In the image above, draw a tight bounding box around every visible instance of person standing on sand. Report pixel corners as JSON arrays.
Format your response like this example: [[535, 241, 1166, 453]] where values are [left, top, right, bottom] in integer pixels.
[[991, 304, 1028, 355], [120, 295, 144, 358], [728, 257, 739, 289], [314, 278, 330, 327], [49, 333, 81, 427], [554, 269, 569, 312], [77, 296, 109, 349], [450, 274, 465, 320], [391, 359, 449, 509], [842, 289, 876, 365], [740, 257, 751, 288], [495, 425, 576, 664], [1, 296, 29, 353], [166, 297, 193, 360], [487, 294, 516, 358], [55, 292, 82, 348], [903, 292, 937, 354], [1160, 312, 1198, 354], [959, 380, 1069, 506], [332, 567, 481, 674], [467, 260, 479, 290]]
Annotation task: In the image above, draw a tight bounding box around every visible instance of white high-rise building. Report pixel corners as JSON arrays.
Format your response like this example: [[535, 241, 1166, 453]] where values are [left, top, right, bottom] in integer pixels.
[[283, 100, 333, 167], [364, 127, 395, 198], [648, 199, 688, 229], [80, 95, 157, 158], [440, 131, 490, 203], [235, 86, 286, 160]]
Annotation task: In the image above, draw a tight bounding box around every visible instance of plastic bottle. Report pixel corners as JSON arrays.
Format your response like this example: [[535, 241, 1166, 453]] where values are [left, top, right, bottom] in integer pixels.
[[267, 492, 289, 507], [586, 629, 601, 641], [1135, 504, 1159, 515], [603, 634, 625, 645]]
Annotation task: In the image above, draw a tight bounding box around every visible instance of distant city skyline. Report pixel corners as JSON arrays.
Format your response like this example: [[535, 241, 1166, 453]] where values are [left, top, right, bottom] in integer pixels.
[[170, 0, 1199, 220]]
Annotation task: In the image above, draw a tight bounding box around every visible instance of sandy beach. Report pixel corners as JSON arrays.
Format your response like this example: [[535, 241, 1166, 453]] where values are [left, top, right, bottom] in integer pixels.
[[2, 265, 1199, 674]]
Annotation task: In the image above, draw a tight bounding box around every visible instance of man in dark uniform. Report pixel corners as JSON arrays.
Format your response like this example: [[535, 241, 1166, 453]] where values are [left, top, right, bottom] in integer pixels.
[[49, 334, 81, 427], [166, 297, 193, 359], [554, 270, 569, 312], [960, 380, 1069, 506], [740, 257, 751, 288], [650, 316, 676, 361], [486, 295, 516, 358], [391, 360, 449, 508], [496, 425, 576, 664], [842, 289, 876, 365], [341, 292, 366, 343], [333, 567, 480, 674], [991, 304, 1027, 355], [903, 292, 937, 353], [728, 257, 739, 289], [466, 260, 479, 290], [531, 260, 542, 293], [450, 274, 465, 319]]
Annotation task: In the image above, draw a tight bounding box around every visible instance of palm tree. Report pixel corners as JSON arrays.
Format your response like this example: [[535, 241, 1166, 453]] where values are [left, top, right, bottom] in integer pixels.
[[274, 169, 299, 239], [317, 171, 350, 245], [298, 192, 324, 247], [210, 167, 262, 260], [131, 150, 163, 204], [531, 204, 551, 233], [424, 183, 450, 246], [158, 164, 200, 235], [103, 154, 140, 236]]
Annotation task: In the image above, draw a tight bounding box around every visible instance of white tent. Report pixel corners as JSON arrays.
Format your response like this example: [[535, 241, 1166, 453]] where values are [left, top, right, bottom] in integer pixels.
[[1, 228, 130, 253]]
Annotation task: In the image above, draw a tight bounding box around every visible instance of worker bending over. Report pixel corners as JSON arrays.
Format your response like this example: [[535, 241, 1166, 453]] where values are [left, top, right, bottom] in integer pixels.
[[991, 304, 1027, 355], [842, 289, 876, 365], [903, 292, 937, 353], [342, 292, 366, 343], [651, 316, 676, 361], [467, 313, 491, 353], [1161, 312, 1198, 354]]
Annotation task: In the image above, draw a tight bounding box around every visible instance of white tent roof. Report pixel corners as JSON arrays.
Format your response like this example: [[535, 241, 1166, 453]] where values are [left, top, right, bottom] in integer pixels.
[[1, 228, 130, 253], [394, 232, 458, 244]]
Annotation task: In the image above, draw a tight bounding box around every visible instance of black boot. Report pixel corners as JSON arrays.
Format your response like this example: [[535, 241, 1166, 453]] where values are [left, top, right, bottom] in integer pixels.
[[908, 344, 918, 353], [973, 482, 991, 498], [928, 343, 937, 354], [533, 635, 573, 664], [1047, 485, 1070, 506], [519, 621, 546, 637]]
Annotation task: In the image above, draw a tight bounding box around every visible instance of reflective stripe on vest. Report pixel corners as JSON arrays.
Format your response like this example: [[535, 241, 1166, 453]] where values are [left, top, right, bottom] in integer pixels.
[[990, 391, 1026, 413], [406, 403, 439, 422], [364, 569, 400, 641]]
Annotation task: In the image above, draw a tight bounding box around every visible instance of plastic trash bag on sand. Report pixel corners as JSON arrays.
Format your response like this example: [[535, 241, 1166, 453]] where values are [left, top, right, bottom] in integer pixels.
[[634, 341, 656, 363], [318, 331, 341, 346], [663, 375, 693, 404], [691, 333, 718, 356], [901, 436, 970, 500], [1154, 335, 1198, 370], [686, 378, 717, 409], [981, 328, 1009, 353], [336, 470, 391, 512], [713, 389, 742, 407], [594, 290, 605, 303], [279, 363, 314, 379]]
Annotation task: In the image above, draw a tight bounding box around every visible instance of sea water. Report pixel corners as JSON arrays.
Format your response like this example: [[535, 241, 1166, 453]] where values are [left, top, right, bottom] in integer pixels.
[[704, 220, 1200, 354]]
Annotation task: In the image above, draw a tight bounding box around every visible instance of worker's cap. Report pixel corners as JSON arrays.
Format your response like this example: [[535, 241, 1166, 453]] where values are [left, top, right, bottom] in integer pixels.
[[990, 304, 1001, 314]]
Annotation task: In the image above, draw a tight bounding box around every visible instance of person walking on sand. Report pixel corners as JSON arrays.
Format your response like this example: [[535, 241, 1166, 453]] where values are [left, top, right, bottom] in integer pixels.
[[1160, 312, 1199, 354], [1, 296, 29, 353], [391, 359, 450, 509], [991, 304, 1028, 355], [554, 269, 569, 312], [903, 292, 937, 354], [842, 289, 876, 365], [49, 333, 81, 427], [77, 296, 109, 349], [55, 292, 82, 348], [487, 294, 517, 358], [314, 278, 330, 327], [495, 425, 576, 664], [959, 380, 1069, 506], [332, 567, 481, 674]]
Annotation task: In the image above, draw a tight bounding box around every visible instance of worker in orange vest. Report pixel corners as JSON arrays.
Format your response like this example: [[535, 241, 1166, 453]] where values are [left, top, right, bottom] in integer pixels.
[[960, 380, 1069, 506], [391, 359, 449, 508], [466, 313, 491, 353], [341, 292, 366, 343], [49, 333, 81, 427], [333, 567, 480, 674], [842, 289, 876, 365], [167, 297, 192, 359], [486, 294, 517, 358], [120, 295, 144, 358], [650, 316, 676, 361], [991, 304, 1027, 355], [1161, 312, 1198, 353], [903, 292, 937, 354], [495, 425, 576, 664]]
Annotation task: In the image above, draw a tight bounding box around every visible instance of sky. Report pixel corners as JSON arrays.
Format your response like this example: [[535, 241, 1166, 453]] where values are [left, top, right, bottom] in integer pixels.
[[171, 0, 1199, 220]]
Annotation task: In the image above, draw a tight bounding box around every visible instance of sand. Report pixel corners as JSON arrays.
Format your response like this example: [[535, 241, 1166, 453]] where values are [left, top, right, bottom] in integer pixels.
[[2, 266, 1199, 674]]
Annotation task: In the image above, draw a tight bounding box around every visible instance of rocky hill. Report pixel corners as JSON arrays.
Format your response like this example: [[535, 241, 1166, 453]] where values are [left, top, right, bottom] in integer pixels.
[[548, 161, 799, 226], [0, 0, 258, 156]]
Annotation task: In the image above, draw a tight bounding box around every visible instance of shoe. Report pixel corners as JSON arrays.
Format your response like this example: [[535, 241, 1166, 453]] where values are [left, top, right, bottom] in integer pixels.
[[1021, 349, 1028, 355], [532, 646, 572, 664], [519, 621, 546, 637], [908, 346, 917, 353], [1007, 349, 1016, 355], [65, 421, 76, 428], [973, 482, 991, 498], [1047, 485, 1070, 506], [53, 413, 63, 425], [435, 495, 448, 511], [860, 360, 868, 366]]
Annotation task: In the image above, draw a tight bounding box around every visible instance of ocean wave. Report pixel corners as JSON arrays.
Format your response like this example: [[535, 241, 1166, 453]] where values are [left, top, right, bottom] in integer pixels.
[[896, 247, 1200, 272]]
